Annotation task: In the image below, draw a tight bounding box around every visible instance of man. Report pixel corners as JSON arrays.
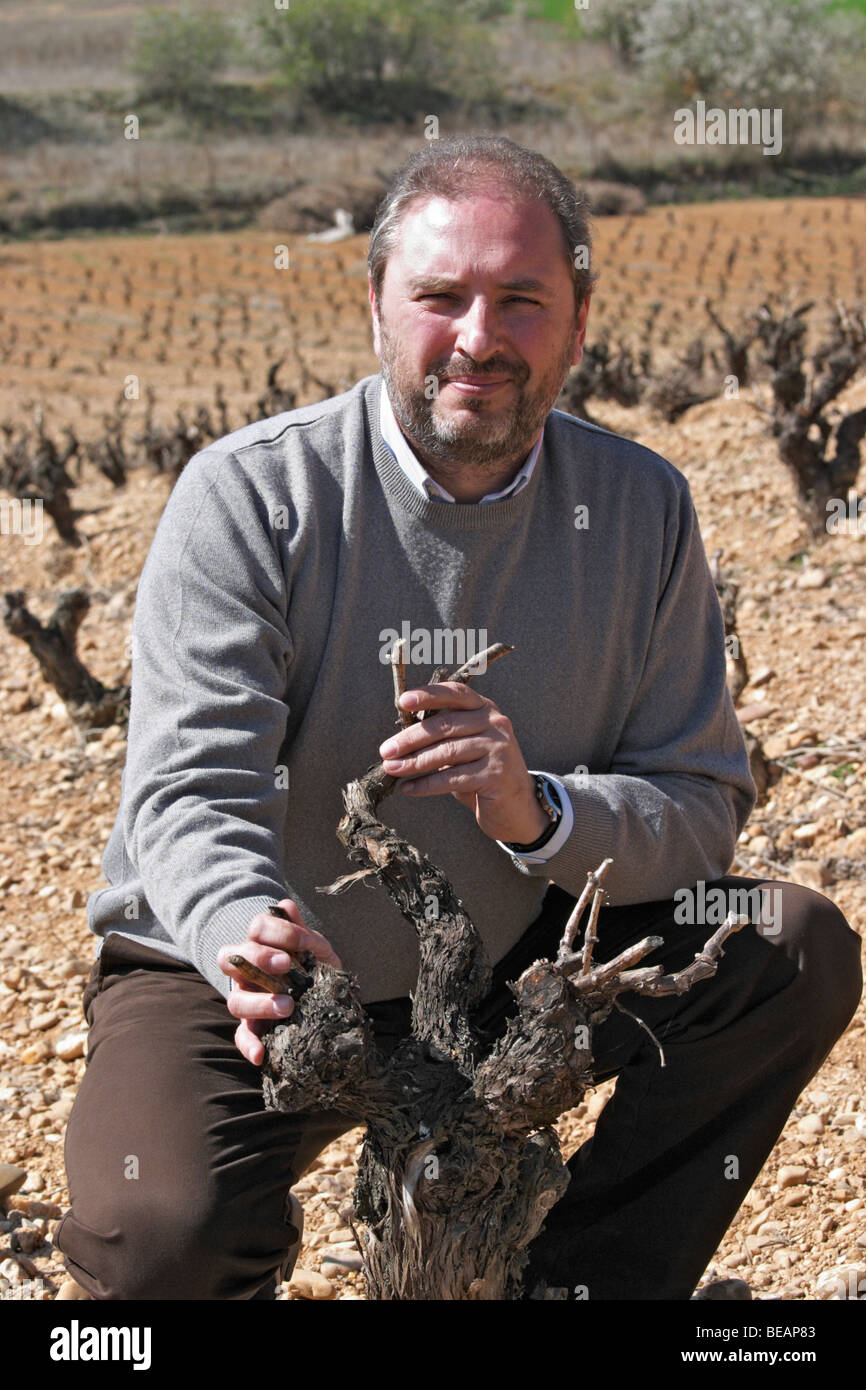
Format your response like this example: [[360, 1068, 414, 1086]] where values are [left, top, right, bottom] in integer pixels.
[[56, 136, 861, 1301]]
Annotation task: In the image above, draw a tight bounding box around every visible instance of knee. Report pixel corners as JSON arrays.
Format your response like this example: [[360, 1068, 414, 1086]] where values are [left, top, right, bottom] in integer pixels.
[[765, 881, 862, 1049], [58, 1184, 298, 1301], [117, 1191, 237, 1300]]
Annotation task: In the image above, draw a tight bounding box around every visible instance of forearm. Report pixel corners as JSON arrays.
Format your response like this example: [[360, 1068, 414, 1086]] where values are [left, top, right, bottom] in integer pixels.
[[504, 765, 754, 903]]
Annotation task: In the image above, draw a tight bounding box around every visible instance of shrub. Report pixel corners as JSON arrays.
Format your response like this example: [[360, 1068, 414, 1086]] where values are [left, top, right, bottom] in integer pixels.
[[580, 0, 646, 65], [254, 0, 499, 120], [583, 0, 866, 145], [129, 6, 236, 117]]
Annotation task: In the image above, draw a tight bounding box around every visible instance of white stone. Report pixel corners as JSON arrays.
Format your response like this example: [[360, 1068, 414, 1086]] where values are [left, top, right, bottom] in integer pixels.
[[53, 1029, 87, 1061], [56, 1278, 92, 1301], [797, 1113, 824, 1134], [288, 1267, 335, 1300], [815, 1264, 866, 1300], [0, 1162, 27, 1200], [796, 568, 828, 590], [327, 1226, 355, 1244], [778, 1165, 808, 1189]]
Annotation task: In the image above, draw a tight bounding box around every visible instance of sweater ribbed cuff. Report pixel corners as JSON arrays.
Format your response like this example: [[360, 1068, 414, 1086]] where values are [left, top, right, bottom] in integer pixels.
[[198, 891, 291, 999], [512, 779, 618, 890]]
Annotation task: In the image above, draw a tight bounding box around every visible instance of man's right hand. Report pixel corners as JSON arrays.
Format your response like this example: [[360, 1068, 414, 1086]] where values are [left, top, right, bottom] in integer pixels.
[[218, 899, 342, 1066]]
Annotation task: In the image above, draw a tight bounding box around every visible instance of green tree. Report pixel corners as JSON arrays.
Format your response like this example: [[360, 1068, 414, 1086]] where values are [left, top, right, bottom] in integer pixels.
[[634, 0, 866, 146], [582, 0, 866, 147], [255, 0, 499, 119], [580, 0, 646, 65], [129, 6, 236, 117]]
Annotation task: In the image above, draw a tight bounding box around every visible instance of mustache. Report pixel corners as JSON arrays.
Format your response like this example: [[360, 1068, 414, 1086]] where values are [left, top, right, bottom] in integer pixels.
[[436, 359, 527, 382]]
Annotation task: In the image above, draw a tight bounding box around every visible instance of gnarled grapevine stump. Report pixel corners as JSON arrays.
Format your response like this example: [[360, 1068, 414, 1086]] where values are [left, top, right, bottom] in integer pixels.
[[3, 588, 130, 733], [261, 639, 744, 1300]]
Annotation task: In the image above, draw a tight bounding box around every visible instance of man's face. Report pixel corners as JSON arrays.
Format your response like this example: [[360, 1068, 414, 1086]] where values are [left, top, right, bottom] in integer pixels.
[[369, 192, 590, 482]]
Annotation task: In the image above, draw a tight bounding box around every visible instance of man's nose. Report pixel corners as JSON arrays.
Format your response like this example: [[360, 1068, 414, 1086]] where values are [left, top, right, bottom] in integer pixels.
[[453, 298, 503, 361]]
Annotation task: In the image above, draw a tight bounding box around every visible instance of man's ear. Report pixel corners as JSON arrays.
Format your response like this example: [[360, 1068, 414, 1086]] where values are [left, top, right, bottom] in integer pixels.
[[572, 294, 591, 368], [368, 275, 382, 358]]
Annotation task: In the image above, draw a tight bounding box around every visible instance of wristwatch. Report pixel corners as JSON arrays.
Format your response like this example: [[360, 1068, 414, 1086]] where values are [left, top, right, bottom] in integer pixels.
[[504, 774, 563, 853]]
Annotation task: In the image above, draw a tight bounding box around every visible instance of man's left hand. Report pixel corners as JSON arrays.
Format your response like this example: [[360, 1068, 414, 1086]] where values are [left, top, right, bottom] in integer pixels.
[[378, 681, 549, 845]]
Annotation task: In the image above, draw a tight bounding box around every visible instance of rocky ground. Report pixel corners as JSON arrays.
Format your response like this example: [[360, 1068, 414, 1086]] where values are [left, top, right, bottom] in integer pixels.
[[1, 244, 865, 1302]]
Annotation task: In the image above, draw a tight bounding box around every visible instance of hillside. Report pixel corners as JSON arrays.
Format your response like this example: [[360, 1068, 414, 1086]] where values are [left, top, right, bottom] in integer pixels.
[[0, 202, 864, 1302]]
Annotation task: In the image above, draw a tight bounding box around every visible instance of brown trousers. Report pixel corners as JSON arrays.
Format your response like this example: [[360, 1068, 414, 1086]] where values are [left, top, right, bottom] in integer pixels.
[[54, 876, 862, 1300]]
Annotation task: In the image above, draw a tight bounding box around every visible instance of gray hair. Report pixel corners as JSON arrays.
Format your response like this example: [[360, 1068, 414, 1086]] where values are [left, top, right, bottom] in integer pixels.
[[367, 135, 599, 319]]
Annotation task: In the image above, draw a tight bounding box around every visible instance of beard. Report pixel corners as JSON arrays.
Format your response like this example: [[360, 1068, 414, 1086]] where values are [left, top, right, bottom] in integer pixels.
[[377, 314, 578, 481]]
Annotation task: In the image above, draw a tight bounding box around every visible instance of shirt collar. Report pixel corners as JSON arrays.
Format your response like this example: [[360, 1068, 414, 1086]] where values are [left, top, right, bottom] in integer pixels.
[[378, 376, 543, 504]]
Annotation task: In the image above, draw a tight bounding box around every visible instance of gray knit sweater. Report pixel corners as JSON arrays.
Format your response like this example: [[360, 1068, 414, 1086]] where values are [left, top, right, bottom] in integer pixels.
[[87, 372, 756, 1002]]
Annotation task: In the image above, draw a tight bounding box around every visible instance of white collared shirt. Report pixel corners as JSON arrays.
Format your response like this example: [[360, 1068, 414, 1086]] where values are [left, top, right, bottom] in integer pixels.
[[377, 378, 574, 869], [379, 377, 543, 503]]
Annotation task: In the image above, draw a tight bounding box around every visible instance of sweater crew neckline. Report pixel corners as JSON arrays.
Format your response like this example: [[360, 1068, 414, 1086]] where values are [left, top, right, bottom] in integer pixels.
[[366, 375, 545, 529]]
